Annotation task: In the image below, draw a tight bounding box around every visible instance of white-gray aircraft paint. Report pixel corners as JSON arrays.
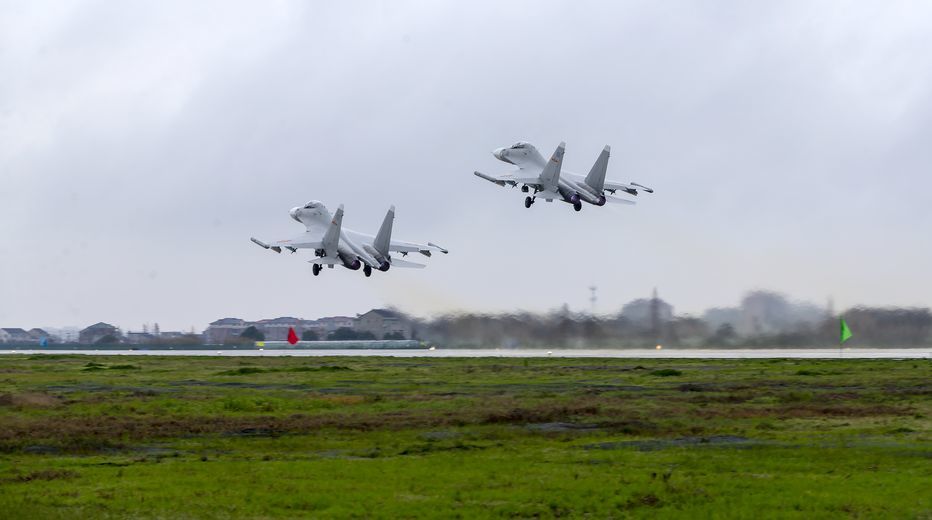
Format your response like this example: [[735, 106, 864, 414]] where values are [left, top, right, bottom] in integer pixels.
[[251, 201, 447, 277], [474, 142, 653, 211]]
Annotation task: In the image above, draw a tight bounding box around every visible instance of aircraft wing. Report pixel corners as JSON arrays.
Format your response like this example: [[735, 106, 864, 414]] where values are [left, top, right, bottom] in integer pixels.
[[251, 232, 322, 253], [603, 181, 654, 195], [389, 240, 449, 257], [474, 171, 541, 188]]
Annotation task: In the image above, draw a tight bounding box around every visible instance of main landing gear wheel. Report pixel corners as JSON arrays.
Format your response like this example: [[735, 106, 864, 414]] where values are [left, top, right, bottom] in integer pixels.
[[312, 264, 321, 276], [573, 201, 582, 212], [364, 265, 372, 277], [524, 196, 534, 208]]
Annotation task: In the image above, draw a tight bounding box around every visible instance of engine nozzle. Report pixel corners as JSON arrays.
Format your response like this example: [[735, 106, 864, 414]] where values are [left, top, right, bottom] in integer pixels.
[[569, 193, 581, 205], [341, 256, 361, 270]]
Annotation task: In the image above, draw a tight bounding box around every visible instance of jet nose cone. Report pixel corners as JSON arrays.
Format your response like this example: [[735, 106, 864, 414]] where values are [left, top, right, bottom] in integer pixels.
[[493, 147, 506, 160], [289, 207, 301, 222]]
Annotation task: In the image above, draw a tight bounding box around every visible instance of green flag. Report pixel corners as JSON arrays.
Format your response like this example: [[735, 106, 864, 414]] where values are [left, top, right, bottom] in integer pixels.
[[839, 317, 853, 345]]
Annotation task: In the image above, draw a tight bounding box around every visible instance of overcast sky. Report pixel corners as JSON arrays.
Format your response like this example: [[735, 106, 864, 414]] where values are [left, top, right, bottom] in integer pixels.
[[2, 1, 932, 332]]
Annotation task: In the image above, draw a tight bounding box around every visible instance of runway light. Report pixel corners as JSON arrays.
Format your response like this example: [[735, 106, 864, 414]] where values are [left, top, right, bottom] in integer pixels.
[[547, 350, 553, 356], [656, 345, 663, 350], [428, 346, 436, 351]]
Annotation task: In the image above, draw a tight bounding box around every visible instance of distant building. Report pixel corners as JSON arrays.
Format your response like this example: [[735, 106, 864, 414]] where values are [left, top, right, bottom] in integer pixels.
[[204, 318, 252, 344], [42, 327, 79, 343], [28, 328, 51, 342], [317, 316, 356, 333], [356, 309, 412, 340], [79, 323, 120, 344], [1, 328, 35, 344], [255, 317, 306, 342]]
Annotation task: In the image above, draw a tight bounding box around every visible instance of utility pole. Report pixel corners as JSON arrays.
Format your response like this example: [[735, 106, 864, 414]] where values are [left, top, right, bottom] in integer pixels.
[[650, 287, 661, 343]]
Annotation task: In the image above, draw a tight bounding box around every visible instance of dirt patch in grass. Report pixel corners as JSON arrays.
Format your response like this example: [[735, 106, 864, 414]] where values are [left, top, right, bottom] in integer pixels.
[[3, 469, 80, 483], [526, 422, 601, 433], [699, 403, 913, 419], [0, 393, 62, 409], [585, 435, 758, 451], [0, 400, 614, 452], [483, 404, 601, 424], [598, 419, 663, 435]]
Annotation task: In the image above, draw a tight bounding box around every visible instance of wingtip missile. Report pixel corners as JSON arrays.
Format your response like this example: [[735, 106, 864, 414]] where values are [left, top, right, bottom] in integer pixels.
[[630, 182, 654, 194], [250, 237, 271, 249], [428, 242, 449, 254]]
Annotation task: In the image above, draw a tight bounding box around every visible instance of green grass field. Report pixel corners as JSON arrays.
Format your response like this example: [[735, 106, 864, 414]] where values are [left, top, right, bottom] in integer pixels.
[[0, 355, 929, 518]]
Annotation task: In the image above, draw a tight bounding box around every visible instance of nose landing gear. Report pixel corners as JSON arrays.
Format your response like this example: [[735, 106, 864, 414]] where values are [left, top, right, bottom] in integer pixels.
[[312, 264, 321, 276]]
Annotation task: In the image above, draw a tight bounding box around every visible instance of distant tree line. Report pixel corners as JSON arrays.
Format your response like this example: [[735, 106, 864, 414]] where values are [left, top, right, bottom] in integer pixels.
[[410, 304, 932, 349]]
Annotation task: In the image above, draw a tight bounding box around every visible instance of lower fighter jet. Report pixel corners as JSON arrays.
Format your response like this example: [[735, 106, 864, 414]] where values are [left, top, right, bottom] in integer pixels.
[[474, 141, 653, 211], [251, 201, 447, 277]]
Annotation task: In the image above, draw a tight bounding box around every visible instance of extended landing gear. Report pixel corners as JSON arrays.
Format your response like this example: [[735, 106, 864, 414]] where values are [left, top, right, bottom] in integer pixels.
[[312, 264, 321, 276], [524, 196, 534, 208], [364, 265, 372, 277], [573, 201, 582, 212], [521, 185, 529, 193]]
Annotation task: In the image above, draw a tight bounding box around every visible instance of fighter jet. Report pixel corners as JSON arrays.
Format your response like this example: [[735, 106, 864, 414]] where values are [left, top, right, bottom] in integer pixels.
[[250, 201, 448, 277], [474, 141, 654, 211]]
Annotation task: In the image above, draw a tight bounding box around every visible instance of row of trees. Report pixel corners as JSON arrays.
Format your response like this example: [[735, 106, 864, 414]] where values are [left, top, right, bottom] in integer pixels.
[[409, 306, 932, 348]]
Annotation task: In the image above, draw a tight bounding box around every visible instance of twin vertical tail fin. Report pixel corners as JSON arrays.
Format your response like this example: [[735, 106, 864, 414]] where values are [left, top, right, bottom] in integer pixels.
[[374, 205, 395, 257], [321, 204, 344, 255], [538, 142, 565, 191], [584, 145, 611, 192]]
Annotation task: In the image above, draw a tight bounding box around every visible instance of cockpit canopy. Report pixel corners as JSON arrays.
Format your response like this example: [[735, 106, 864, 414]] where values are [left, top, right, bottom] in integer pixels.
[[303, 200, 322, 209], [510, 142, 530, 150]]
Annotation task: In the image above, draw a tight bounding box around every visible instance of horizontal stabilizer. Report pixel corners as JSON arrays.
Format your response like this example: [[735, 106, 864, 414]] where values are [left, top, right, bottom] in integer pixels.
[[605, 196, 636, 205], [309, 255, 341, 266], [390, 258, 426, 269]]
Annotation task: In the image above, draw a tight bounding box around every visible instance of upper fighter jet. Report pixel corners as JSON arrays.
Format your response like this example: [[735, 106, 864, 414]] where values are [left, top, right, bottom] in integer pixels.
[[474, 141, 653, 211], [251, 201, 447, 277]]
